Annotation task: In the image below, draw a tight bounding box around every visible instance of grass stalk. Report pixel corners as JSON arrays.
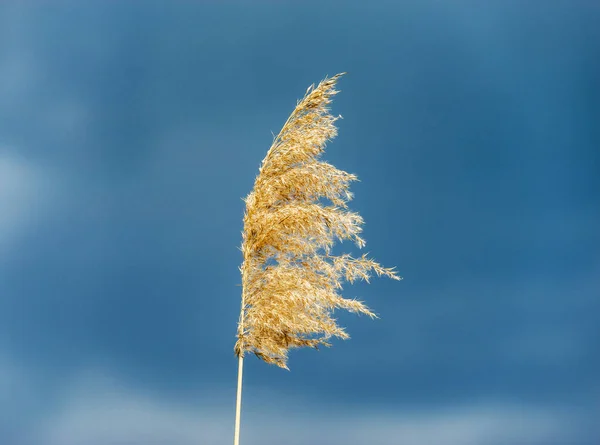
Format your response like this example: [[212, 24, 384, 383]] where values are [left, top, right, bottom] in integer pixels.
[[233, 72, 400, 444]]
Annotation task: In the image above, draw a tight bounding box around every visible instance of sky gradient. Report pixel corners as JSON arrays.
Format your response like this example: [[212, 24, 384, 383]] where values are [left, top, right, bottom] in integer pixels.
[[0, 1, 598, 444]]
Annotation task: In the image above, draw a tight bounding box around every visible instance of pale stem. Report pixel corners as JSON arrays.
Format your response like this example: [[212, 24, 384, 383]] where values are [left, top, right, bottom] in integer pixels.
[[233, 355, 244, 445]]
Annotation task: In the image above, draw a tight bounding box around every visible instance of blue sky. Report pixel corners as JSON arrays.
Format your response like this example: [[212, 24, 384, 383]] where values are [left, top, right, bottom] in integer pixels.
[[0, 1, 598, 444]]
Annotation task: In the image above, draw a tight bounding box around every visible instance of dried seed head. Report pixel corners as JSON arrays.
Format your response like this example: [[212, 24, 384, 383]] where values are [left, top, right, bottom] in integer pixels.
[[235, 73, 400, 369]]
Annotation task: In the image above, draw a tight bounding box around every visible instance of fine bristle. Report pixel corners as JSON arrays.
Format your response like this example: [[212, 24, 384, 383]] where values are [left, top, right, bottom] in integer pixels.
[[235, 73, 400, 369]]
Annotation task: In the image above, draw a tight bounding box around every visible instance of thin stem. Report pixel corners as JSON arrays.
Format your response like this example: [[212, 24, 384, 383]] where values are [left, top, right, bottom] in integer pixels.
[[233, 355, 244, 445]]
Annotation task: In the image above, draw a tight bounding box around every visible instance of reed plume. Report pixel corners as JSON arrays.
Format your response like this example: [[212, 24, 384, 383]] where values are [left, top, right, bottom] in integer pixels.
[[234, 72, 400, 370]]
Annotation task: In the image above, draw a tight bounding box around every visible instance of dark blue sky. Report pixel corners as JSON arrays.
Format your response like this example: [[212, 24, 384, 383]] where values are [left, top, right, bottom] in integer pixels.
[[0, 1, 598, 444]]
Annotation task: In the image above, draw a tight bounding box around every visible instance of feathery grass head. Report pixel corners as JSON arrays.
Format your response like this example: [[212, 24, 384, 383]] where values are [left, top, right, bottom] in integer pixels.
[[235, 73, 400, 369]]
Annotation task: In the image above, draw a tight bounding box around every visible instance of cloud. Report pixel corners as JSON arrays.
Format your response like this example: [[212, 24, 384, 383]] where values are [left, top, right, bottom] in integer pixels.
[[0, 153, 54, 256], [21, 369, 580, 445]]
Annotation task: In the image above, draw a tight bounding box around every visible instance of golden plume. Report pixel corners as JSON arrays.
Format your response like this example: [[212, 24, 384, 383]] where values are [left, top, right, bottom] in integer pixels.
[[234, 73, 400, 369]]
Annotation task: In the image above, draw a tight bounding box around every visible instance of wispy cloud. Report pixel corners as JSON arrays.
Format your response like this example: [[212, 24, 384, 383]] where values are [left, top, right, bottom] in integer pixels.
[[21, 368, 580, 445], [0, 153, 55, 256]]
